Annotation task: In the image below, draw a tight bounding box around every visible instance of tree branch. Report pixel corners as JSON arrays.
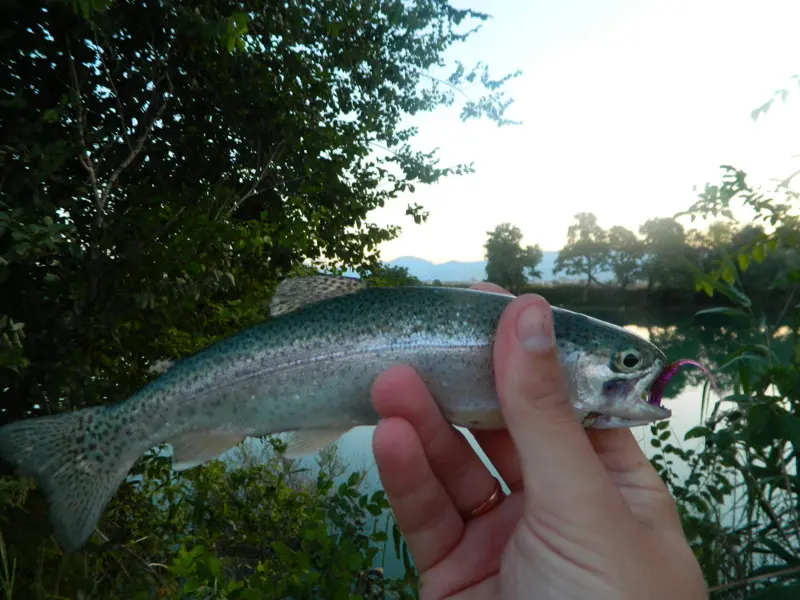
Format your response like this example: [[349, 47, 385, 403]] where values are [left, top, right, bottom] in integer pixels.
[[777, 166, 800, 190], [226, 139, 286, 217], [709, 564, 800, 593], [67, 38, 103, 225], [95, 529, 165, 582], [93, 26, 132, 150], [102, 71, 173, 212], [68, 37, 173, 231]]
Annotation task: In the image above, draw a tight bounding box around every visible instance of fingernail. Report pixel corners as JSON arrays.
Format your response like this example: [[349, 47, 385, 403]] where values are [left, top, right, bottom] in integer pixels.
[[516, 300, 555, 353]]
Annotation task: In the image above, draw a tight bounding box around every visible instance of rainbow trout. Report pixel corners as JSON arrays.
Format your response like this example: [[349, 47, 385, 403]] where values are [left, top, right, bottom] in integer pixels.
[[0, 276, 673, 552]]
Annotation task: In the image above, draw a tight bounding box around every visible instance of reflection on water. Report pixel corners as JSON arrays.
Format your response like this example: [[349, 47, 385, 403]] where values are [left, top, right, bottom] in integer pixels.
[[295, 307, 795, 578]]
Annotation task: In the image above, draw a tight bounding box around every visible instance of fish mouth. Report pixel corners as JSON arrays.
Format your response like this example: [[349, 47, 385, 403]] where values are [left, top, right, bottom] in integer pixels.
[[590, 359, 718, 429], [589, 365, 671, 429]]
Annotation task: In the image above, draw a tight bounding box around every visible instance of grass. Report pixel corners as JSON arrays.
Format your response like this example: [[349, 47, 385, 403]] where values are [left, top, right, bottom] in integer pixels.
[[0, 530, 16, 600]]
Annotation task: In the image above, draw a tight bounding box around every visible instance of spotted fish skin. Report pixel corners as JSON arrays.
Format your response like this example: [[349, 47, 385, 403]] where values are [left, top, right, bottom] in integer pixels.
[[0, 278, 669, 552]]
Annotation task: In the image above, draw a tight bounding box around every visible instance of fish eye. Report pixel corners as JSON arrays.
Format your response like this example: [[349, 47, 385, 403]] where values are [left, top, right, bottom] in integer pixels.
[[614, 348, 643, 372]]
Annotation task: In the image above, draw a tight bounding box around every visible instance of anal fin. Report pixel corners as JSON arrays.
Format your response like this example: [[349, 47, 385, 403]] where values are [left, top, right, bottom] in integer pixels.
[[284, 428, 350, 458], [170, 431, 246, 471]]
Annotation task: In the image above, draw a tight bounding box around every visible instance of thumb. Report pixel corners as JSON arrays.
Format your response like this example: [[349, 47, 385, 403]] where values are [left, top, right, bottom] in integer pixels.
[[493, 294, 627, 521]]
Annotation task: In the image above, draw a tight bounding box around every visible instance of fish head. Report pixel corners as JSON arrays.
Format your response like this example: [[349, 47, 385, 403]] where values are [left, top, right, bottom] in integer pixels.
[[560, 318, 670, 429]]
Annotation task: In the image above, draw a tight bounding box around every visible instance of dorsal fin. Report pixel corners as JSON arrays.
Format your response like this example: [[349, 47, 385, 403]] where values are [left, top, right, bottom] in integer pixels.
[[269, 275, 367, 317]]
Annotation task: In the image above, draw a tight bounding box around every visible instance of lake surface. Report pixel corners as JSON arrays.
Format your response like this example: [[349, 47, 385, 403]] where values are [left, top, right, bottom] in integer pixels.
[[294, 305, 793, 579]]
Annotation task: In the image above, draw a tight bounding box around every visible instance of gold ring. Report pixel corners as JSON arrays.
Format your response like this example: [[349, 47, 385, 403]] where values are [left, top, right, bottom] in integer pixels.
[[465, 477, 505, 520]]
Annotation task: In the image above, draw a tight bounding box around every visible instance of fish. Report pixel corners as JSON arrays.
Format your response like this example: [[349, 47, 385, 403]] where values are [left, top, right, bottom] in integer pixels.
[[0, 275, 672, 552]]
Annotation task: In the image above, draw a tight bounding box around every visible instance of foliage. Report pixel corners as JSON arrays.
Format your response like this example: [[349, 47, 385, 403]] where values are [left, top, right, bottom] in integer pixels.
[[607, 225, 644, 289], [542, 202, 796, 308], [636, 217, 693, 291], [0, 436, 420, 598], [361, 263, 421, 288], [553, 212, 610, 300], [0, 0, 518, 597], [483, 222, 543, 294], [0, 0, 518, 425], [646, 167, 800, 599]]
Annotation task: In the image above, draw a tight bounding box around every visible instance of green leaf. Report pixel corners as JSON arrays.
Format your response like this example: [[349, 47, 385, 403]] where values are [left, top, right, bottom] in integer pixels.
[[694, 306, 748, 318], [778, 414, 800, 449], [272, 540, 292, 560], [751, 537, 800, 565], [752, 242, 767, 263], [684, 426, 711, 440], [746, 583, 800, 600], [683, 259, 752, 308], [230, 10, 248, 30], [346, 551, 362, 572], [737, 251, 751, 271], [392, 522, 402, 559], [372, 531, 387, 542], [206, 554, 222, 580]]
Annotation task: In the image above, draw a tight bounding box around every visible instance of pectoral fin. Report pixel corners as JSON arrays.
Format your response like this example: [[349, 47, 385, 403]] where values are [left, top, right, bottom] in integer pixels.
[[170, 431, 246, 471], [284, 428, 350, 458]]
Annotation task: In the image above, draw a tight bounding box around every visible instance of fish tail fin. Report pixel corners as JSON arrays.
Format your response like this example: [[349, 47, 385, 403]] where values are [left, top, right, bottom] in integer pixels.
[[0, 405, 138, 552]]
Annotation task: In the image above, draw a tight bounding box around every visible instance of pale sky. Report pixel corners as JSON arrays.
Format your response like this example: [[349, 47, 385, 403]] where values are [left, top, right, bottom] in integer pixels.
[[369, 0, 800, 263]]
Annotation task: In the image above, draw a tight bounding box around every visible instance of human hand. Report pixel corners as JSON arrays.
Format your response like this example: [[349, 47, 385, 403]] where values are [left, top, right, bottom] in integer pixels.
[[370, 285, 707, 599]]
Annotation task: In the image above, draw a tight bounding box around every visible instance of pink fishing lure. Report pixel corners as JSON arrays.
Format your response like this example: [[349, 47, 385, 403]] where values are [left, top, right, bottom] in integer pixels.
[[649, 359, 718, 407]]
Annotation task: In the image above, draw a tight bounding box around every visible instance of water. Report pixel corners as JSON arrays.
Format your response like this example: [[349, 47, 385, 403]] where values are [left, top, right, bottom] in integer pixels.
[[302, 306, 795, 579]]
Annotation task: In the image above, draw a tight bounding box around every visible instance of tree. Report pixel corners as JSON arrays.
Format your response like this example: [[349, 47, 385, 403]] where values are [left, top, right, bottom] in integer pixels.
[[553, 212, 610, 301], [362, 263, 420, 287], [729, 223, 799, 296], [638, 217, 691, 291], [0, 0, 517, 425], [483, 223, 543, 294], [607, 225, 643, 289], [0, 0, 517, 594]]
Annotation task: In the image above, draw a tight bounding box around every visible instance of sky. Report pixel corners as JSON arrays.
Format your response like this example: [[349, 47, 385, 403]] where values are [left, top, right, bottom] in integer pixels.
[[368, 0, 800, 263]]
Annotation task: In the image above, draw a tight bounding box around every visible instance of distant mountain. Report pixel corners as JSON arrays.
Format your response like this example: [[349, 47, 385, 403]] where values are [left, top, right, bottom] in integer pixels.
[[386, 253, 614, 284], [387, 256, 488, 282]]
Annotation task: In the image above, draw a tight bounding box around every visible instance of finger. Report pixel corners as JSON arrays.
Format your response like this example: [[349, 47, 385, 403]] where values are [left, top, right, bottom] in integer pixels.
[[471, 282, 514, 296], [420, 494, 524, 600], [372, 417, 463, 571], [493, 294, 629, 524], [469, 285, 524, 490], [471, 430, 523, 492], [587, 428, 683, 532], [372, 365, 498, 518]]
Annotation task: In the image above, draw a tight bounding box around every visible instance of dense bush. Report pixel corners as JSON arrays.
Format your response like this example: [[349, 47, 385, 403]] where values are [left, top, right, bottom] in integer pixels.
[[0, 437, 420, 598], [647, 168, 800, 599]]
